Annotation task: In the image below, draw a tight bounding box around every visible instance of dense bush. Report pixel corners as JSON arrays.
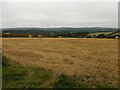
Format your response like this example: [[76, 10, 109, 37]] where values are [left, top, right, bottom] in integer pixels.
[[96, 34, 106, 38]]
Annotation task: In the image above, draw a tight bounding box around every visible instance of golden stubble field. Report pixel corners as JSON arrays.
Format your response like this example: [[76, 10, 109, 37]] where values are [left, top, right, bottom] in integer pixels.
[[2, 38, 118, 87]]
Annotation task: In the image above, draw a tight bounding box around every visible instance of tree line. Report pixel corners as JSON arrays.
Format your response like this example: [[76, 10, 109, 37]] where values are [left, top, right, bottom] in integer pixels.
[[2, 31, 120, 38]]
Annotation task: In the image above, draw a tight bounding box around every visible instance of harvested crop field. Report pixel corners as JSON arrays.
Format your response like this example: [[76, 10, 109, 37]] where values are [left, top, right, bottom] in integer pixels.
[[2, 38, 118, 87]]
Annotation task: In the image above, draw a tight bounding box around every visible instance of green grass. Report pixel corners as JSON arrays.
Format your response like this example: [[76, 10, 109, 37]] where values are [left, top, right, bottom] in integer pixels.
[[88, 32, 112, 36], [2, 56, 10, 67], [2, 56, 117, 89], [2, 56, 28, 88], [24, 67, 53, 88], [53, 74, 88, 88], [88, 31, 120, 38], [0, 65, 2, 89], [96, 83, 118, 90], [96, 83, 114, 88], [112, 33, 120, 36], [2, 56, 53, 88]]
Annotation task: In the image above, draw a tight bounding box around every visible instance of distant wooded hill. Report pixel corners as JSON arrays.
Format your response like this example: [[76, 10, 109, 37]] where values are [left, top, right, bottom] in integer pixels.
[[2, 27, 119, 38]]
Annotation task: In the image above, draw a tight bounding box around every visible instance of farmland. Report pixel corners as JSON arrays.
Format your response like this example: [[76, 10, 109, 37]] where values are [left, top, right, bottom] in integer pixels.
[[2, 38, 118, 88]]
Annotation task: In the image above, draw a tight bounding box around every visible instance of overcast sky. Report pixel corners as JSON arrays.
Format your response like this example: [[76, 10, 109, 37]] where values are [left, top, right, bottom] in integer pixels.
[[1, 1, 118, 28]]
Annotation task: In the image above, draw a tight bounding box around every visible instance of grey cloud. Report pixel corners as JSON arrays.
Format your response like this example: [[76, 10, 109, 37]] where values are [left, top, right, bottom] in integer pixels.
[[2, 2, 118, 28]]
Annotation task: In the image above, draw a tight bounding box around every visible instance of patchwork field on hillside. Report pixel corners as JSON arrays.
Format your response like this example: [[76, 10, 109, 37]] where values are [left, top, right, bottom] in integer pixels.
[[2, 38, 118, 87]]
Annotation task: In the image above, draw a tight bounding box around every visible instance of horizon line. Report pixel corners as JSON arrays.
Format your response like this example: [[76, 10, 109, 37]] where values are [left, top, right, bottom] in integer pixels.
[[1, 26, 119, 29]]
